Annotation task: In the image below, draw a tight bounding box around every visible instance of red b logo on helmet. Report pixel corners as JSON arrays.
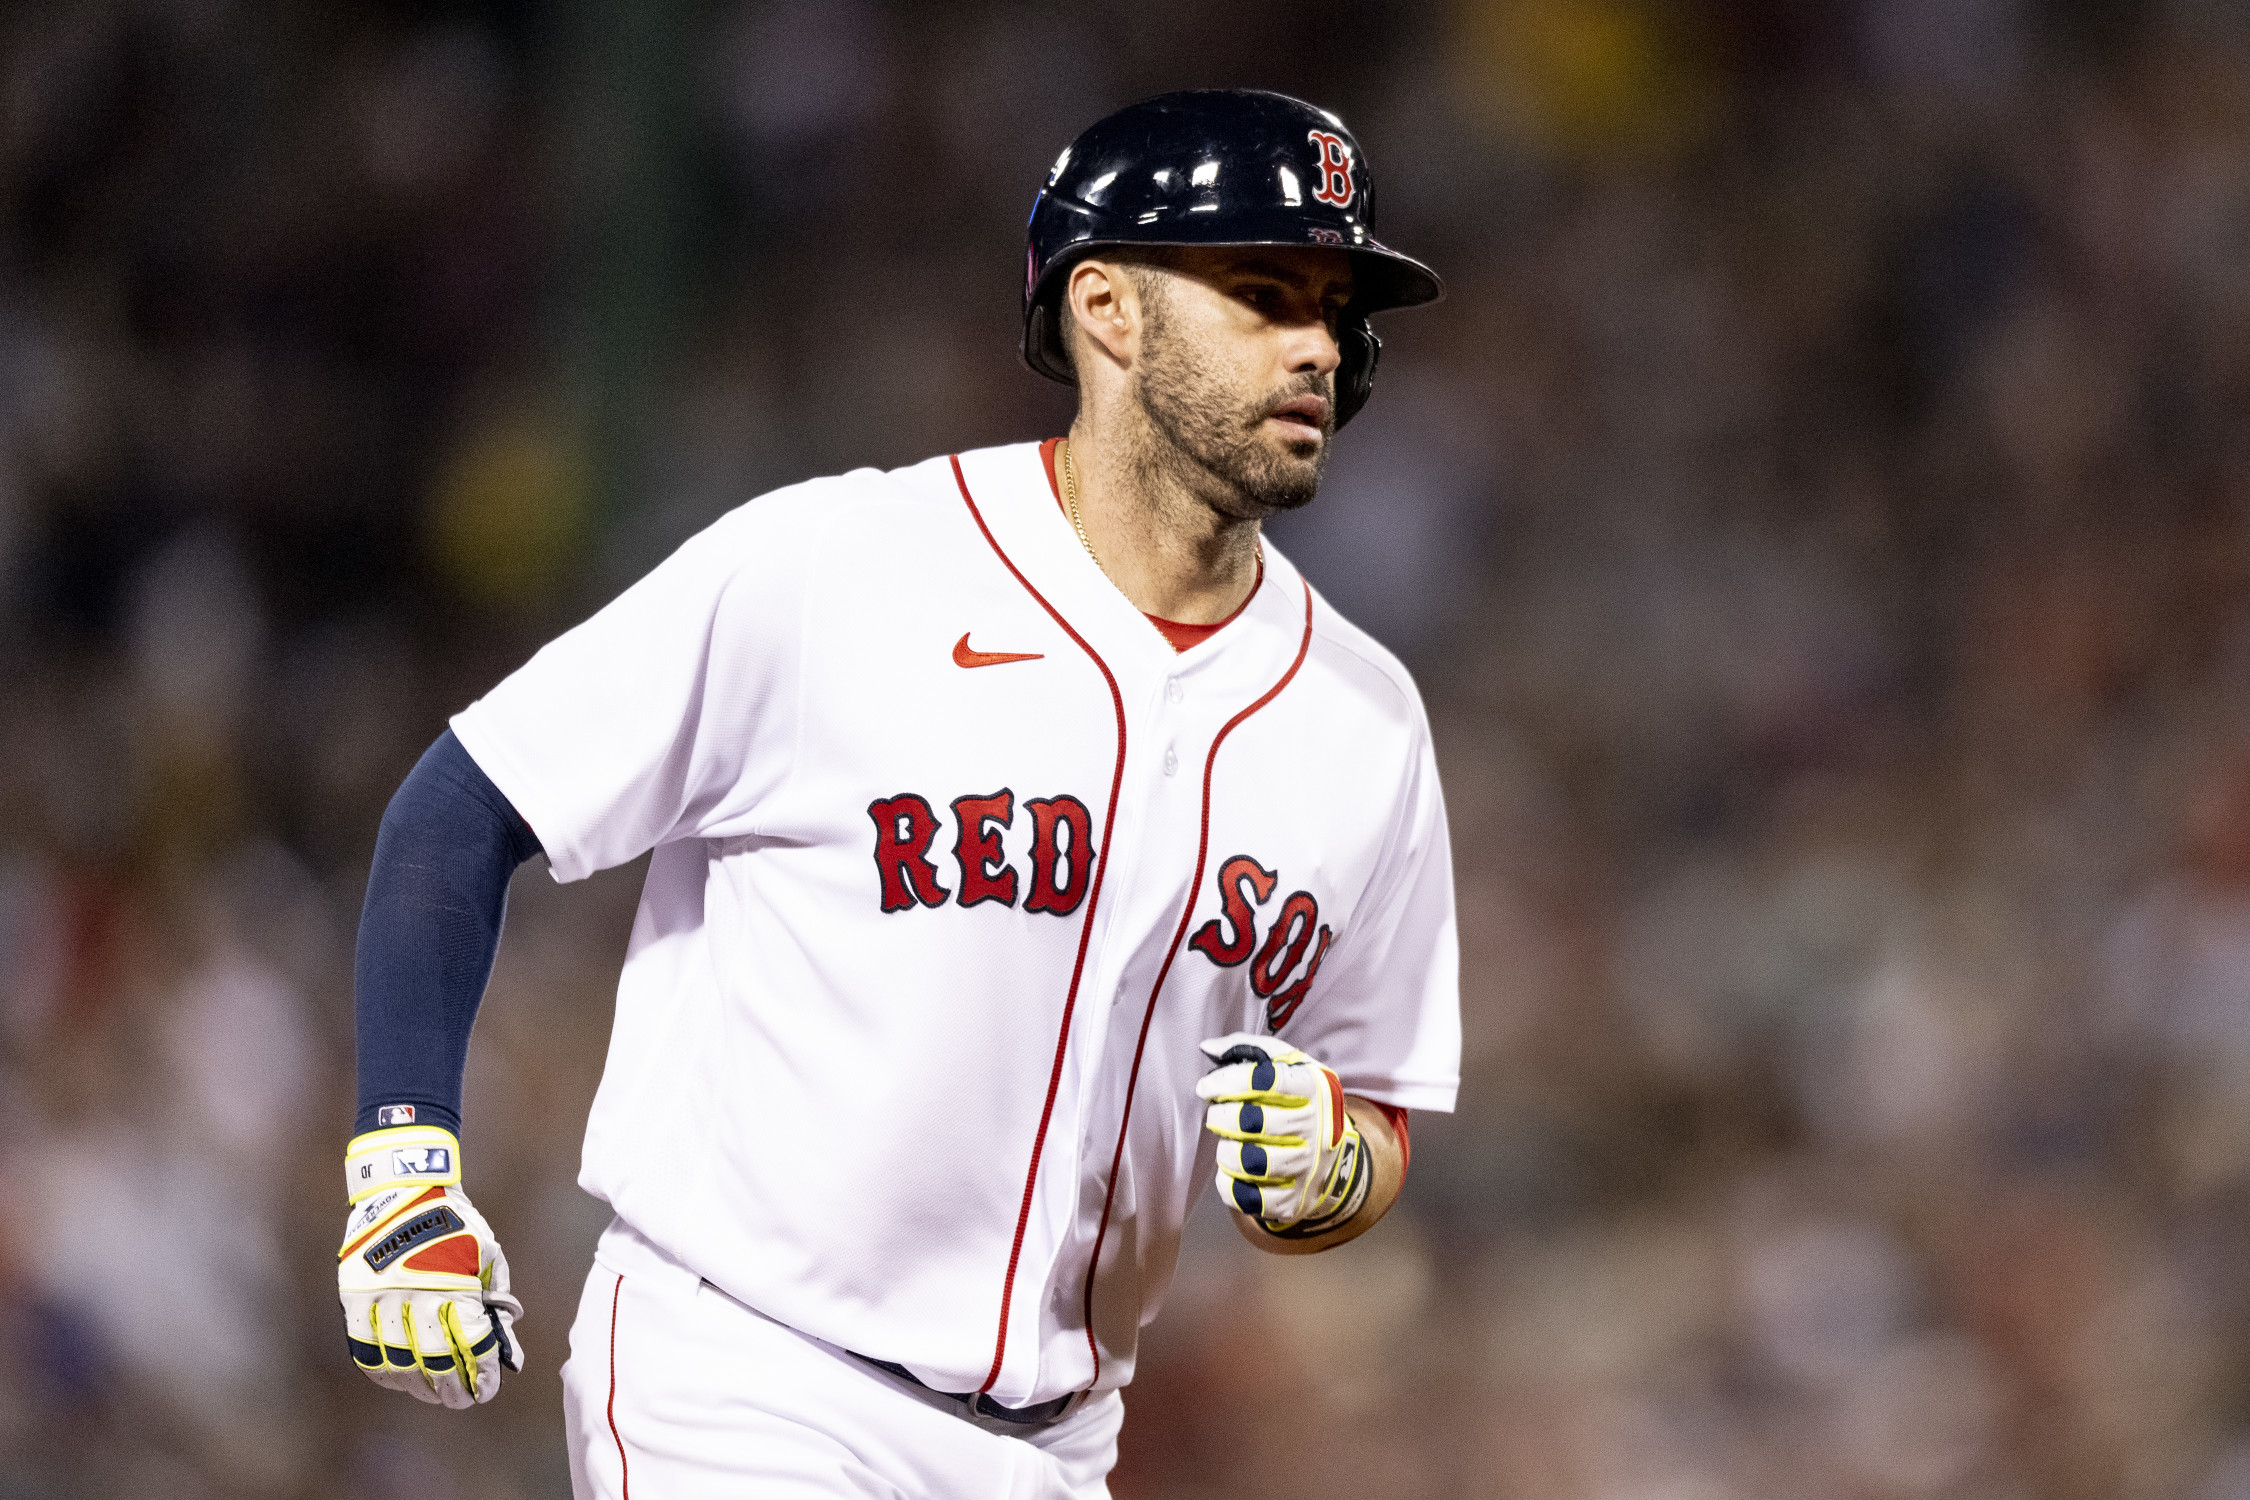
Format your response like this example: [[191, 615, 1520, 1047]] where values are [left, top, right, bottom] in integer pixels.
[[1307, 130, 1354, 207]]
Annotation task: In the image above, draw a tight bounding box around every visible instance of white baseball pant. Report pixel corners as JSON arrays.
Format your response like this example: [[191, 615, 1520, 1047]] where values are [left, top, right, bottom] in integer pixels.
[[561, 1220, 1123, 1499]]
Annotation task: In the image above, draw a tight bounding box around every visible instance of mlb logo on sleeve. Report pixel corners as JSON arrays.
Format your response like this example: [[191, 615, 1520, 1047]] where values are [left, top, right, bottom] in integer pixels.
[[378, 1104, 417, 1127]]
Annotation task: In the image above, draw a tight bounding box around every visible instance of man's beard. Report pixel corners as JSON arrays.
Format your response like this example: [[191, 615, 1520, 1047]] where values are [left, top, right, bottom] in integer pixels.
[[1128, 289, 1332, 517]]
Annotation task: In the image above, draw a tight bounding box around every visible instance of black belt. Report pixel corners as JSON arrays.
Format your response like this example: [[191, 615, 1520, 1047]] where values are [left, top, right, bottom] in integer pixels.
[[847, 1352, 1077, 1428]]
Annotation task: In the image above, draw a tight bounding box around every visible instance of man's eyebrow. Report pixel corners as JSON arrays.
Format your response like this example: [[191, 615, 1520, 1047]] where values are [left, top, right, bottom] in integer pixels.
[[1227, 258, 1355, 297]]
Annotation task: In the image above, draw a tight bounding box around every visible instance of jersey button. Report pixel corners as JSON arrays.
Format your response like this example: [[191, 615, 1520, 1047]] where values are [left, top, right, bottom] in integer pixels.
[[1162, 747, 1178, 776], [1166, 679, 1183, 703]]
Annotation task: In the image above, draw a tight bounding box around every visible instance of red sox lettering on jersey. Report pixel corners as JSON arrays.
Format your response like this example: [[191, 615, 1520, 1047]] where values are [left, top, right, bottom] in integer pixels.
[[872, 796, 1331, 1030], [869, 791, 1096, 916], [1186, 854, 1333, 1030]]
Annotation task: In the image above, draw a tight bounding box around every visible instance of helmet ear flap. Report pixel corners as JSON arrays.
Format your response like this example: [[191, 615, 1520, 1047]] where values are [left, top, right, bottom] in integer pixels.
[[1334, 317, 1380, 430], [1024, 296, 1076, 385]]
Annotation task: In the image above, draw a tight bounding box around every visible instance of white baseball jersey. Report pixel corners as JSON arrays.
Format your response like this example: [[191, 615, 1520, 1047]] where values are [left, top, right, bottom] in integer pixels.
[[451, 439, 1460, 1408]]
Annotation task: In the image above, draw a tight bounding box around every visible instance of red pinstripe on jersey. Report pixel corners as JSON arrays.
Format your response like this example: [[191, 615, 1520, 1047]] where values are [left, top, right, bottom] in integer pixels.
[[607, 1272, 631, 1498], [1080, 578, 1315, 1382], [949, 455, 1129, 1397]]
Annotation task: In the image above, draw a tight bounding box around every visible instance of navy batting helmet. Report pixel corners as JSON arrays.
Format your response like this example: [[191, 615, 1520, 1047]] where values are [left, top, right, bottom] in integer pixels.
[[1022, 90, 1443, 429]]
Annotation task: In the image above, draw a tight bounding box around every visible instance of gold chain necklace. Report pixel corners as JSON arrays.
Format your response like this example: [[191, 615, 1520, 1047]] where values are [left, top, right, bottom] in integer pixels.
[[1061, 439, 1100, 570], [1061, 437, 1264, 586]]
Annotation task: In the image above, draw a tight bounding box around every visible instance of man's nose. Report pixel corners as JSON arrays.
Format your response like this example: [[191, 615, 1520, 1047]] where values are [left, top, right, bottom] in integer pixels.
[[1284, 319, 1342, 377]]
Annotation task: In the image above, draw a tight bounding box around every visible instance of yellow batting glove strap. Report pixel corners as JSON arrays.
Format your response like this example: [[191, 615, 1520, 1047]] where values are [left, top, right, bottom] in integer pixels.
[[345, 1125, 463, 1204], [1303, 1111, 1368, 1222], [438, 1300, 483, 1401]]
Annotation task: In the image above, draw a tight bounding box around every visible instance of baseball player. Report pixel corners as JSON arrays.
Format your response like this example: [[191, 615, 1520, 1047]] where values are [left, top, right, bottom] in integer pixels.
[[339, 90, 1458, 1498]]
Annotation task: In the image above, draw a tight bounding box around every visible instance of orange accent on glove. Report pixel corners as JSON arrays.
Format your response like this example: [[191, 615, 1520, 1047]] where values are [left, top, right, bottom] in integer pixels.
[[404, 1234, 483, 1277]]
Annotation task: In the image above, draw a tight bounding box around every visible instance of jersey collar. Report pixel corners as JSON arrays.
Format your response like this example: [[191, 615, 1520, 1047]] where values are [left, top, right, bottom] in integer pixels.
[[950, 442, 1308, 690]]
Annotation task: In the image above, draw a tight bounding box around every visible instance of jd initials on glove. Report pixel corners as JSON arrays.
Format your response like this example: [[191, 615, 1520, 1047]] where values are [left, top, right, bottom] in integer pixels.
[[337, 1125, 521, 1407], [1196, 1033, 1370, 1238]]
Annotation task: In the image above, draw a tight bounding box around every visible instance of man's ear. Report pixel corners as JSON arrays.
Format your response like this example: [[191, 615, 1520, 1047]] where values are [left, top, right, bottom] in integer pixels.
[[1064, 258, 1140, 375]]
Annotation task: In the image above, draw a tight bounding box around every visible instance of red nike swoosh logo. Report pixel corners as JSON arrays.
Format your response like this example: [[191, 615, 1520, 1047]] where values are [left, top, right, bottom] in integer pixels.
[[953, 633, 1044, 668]]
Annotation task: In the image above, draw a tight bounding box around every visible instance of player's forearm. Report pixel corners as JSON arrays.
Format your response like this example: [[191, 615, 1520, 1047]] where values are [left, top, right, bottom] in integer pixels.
[[353, 729, 543, 1136], [1228, 1094, 1404, 1256]]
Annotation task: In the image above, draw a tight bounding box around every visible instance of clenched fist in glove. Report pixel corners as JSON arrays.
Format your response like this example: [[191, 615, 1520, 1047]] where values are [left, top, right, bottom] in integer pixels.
[[338, 1125, 521, 1407], [1197, 1033, 1370, 1238]]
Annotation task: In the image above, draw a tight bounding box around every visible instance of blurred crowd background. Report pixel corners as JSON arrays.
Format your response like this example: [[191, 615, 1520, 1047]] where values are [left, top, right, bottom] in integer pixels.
[[5, 0, 2250, 1496]]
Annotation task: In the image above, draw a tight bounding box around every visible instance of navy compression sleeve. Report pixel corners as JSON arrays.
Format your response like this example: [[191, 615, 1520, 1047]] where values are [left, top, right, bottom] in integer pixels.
[[353, 729, 544, 1137]]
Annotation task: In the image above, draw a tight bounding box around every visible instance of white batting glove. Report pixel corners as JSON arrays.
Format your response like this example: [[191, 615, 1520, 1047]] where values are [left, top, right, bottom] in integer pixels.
[[338, 1125, 522, 1408], [1196, 1033, 1370, 1238]]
